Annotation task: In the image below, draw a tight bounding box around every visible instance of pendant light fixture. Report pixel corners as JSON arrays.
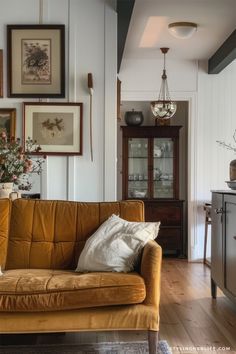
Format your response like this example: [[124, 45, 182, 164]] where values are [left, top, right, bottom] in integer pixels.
[[151, 48, 177, 123]]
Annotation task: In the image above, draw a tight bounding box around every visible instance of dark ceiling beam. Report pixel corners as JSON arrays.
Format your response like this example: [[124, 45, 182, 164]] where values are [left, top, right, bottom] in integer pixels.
[[208, 29, 236, 74], [117, 0, 135, 73]]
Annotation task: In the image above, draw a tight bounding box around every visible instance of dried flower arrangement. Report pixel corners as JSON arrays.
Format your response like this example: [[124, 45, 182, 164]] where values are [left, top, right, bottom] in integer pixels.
[[0, 131, 45, 190], [216, 130, 236, 153]]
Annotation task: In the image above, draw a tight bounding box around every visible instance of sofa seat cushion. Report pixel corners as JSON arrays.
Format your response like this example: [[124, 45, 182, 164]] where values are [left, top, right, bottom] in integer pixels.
[[0, 269, 146, 312]]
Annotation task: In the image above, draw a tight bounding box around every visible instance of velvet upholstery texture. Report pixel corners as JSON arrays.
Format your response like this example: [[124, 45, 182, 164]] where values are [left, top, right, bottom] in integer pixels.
[[0, 269, 145, 312], [0, 199, 162, 334], [0, 199, 11, 270], [0, 303, 160, 333], [5, 199, 144, 270]]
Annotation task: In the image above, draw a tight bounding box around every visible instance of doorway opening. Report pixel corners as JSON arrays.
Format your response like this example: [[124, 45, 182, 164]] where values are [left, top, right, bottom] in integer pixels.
[[117, 100, 189, 257]]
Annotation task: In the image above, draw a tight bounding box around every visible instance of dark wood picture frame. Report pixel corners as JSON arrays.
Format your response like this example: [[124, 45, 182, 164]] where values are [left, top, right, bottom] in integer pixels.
[[23, 102, 83, 156], [0, 108, 16, 138], [7, 25, 65, 98], [0, 50, 3, 98]]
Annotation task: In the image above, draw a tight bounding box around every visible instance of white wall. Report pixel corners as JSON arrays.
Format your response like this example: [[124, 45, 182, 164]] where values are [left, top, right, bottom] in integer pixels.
[[195, 59, 236, 260], [0, 0, 117, 201], [120, 58, 198, 93], [119, 55, 236, 261]]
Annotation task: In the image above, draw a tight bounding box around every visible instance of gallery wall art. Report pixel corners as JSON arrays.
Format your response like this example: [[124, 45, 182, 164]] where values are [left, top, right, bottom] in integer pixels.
[[0, 108, 16, 137], [23, 102, 83, 155], [7, 25, 65, 98]]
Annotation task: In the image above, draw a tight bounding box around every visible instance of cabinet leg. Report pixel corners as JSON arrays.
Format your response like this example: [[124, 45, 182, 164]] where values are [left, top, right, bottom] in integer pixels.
[[148, 330, 159, 354], [203, 223, 208, 264], [178, 251, 186, 259], [211, 278, 217, 299]]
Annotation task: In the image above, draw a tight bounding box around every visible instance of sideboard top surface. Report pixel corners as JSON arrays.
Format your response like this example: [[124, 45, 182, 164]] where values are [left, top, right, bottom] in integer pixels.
[[211, 190, 236, 194]]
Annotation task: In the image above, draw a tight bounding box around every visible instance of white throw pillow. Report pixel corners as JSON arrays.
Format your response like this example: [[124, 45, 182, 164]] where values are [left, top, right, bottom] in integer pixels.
[[75, 214, 160, 273]]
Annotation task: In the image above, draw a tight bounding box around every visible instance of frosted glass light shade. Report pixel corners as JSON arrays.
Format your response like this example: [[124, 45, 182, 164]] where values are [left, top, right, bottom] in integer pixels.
[[168, 22, 197, 39], [151, 100, 177, 119]]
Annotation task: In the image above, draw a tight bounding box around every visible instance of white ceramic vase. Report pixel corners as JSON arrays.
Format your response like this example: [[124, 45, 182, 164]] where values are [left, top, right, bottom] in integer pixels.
[[0, 182, 21, 200]]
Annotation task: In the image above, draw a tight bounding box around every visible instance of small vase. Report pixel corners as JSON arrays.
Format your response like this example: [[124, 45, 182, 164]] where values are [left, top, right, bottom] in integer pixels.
[[0, 182, 13, 199], [230, 160, 236, 181], [0, 182, 20, 200]]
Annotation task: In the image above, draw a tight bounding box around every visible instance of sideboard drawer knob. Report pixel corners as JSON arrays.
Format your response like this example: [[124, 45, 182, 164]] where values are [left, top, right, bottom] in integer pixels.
[[215, 208, 223, 214]]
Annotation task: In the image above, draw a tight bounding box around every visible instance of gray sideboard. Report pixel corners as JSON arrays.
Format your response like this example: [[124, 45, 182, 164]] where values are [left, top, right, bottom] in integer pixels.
[[211, 190, 236, 305]]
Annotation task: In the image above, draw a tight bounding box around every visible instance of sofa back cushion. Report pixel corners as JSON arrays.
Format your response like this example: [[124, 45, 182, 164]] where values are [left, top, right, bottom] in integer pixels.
[[0, 199, 11, 270], [5, 199, 144, 270]]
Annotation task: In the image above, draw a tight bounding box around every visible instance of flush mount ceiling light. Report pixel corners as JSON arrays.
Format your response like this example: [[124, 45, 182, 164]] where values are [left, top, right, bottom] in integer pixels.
[[151, 47, 177, 123], [168, 22, 197, 39]]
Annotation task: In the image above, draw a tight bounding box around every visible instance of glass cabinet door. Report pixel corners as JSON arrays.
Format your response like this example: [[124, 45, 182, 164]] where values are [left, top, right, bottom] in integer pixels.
[[128, 138, 148, 198], [153, 138, 174, 198]]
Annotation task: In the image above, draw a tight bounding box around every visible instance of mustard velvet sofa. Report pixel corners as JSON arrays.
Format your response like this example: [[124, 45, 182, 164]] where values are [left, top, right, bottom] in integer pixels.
[[0, 198, 162, 353]]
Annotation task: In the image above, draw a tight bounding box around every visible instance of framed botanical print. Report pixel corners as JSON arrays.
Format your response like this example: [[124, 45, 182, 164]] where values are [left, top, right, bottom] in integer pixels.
[[0, 108, 16, 138], [23, 102, 83, 155], [7, 25, 65, 98]]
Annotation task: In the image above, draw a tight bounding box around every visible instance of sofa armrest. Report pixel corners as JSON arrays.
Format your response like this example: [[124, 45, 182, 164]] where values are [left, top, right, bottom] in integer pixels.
[[140, 240, 162, 307], [0, 199, 11, 270]]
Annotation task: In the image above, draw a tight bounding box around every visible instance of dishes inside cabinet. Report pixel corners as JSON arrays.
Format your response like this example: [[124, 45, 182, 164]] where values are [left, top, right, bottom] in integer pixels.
[[154, 168, 162, 180], [154, 145, 163, 157], [130, 190, 147, 198]]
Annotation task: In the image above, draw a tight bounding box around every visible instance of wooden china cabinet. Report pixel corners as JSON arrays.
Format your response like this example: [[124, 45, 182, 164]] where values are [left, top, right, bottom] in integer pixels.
[[121, 125, 184, 256]]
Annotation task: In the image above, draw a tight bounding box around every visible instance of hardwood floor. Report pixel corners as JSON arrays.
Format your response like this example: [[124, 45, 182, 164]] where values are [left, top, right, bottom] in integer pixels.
[[160, 259, 236, 353], [1, 259, 236, 353]]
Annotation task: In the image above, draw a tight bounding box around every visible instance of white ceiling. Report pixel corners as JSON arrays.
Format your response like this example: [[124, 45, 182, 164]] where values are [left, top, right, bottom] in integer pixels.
[[123, 0, 236, 61]]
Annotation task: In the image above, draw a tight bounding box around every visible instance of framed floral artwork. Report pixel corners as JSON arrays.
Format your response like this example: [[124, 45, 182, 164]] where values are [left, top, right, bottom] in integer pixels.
[[7, 25, 65, 98], [0, 108, 16, 138], [23, 102, 83, 155]]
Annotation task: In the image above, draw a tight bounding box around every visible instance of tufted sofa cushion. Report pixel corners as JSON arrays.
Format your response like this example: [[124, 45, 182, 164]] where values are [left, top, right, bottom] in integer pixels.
[[0, 199, 11, 270], [5, 199, 144, 270], [0, 269, 146, 312]]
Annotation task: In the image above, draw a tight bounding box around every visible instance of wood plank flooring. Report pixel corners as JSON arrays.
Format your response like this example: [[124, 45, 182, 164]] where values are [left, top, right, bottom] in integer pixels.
[[1, 259, 236, 353], [160, 259, 236, 353]]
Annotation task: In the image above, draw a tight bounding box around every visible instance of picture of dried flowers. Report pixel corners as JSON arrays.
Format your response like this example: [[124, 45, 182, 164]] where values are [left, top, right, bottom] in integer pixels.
[[22, 39, 51, 84], [32, 112, 74, 146], [24, 102, 83, 155], [7, 25, 65, 98]]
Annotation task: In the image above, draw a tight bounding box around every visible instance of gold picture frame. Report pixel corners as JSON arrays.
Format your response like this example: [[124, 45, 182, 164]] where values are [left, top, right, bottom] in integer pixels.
[[0, 108, 16, 138]]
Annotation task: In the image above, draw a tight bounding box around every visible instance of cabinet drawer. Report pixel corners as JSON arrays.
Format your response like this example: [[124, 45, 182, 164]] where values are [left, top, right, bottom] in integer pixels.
[[225, 199, 236, 297], [145, 202, 182, 226], [157, 228, 181, 250]]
